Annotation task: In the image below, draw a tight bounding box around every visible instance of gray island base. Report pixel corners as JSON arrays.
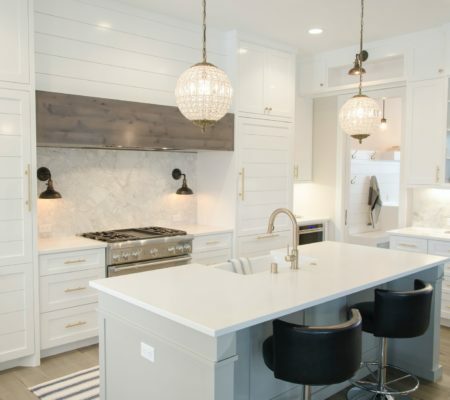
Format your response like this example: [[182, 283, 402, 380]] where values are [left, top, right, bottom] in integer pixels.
[[91, 241, 445, 400]]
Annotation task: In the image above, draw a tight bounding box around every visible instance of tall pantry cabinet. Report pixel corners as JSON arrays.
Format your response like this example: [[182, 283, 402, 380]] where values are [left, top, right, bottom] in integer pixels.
[[235, 41, 296, 257], [0, 0, 38, 367]]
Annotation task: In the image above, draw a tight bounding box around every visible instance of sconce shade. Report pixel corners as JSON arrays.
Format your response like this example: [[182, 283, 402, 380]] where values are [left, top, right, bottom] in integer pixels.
[[37, 167, 62, 199], [172, 168, 194, 195]]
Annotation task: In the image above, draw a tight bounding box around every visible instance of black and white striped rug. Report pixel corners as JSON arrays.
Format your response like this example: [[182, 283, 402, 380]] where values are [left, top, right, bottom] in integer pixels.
[[29, 366, 100, 400]]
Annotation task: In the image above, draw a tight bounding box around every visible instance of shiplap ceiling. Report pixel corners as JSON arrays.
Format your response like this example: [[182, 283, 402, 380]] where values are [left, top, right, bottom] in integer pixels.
[[119, 0, 450, 54]]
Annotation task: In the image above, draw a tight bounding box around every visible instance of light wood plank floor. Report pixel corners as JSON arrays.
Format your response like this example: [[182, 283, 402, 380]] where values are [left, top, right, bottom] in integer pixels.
[[0, 328, 448, 399]]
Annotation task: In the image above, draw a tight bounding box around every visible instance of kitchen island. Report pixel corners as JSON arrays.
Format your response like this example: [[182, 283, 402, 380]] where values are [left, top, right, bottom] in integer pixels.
[[90, 241, 446, 400]]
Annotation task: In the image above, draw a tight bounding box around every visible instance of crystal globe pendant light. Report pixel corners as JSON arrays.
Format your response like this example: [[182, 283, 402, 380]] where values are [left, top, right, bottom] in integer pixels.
[[339, 0, 380, 144], [175, 0, 233, 132]]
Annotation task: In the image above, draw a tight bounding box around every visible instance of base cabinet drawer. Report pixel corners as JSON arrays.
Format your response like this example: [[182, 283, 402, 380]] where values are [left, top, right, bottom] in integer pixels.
[[238, 231, 291, 257], [429, 240, 450, 257], [40, 268, 105, 313], [389, 236, 428, 253], [192, 249, 232, 266], [41, 304, 98, 350], [40, 249, 106, 276], [193, 233, 232, 252]]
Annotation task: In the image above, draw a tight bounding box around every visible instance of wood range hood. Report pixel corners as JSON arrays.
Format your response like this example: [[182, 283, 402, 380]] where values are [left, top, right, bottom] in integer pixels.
[[36, 91, 234, 152]]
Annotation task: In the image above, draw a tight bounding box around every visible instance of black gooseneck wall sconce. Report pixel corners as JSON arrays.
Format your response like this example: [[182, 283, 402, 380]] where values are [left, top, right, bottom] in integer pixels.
[[37, 167, 62, 199], [172, 168, 193, 195]]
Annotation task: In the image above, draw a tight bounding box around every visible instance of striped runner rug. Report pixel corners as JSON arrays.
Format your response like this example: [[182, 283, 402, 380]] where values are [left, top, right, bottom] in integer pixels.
[[29, 366, 99, 400]]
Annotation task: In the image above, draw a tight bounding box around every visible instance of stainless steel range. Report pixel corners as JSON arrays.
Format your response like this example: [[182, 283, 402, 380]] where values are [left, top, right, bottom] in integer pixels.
[[81, 227, 193, 277]]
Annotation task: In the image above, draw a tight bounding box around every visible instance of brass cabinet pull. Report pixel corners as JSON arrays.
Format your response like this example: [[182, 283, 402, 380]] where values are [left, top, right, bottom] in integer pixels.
[[65, 321, 87, 329], [64, 259, 87, 265], [239, 168, 245, 200], [64, 286, 87, 293], [294, 165, 299, 179], [206, 240, 220, 245], [397, 243, 417, 249], [436, 166, 440, 183], [25, 164, 31, 212], [257, 233, 280, 240]]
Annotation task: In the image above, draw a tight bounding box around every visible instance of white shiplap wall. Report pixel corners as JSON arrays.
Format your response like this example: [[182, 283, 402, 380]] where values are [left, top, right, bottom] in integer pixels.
[[34, 0, 231, 106]]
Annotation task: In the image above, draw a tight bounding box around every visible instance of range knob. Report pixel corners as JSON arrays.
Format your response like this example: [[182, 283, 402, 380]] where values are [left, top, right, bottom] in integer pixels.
[[112, 254, 120, 261], [183, 243, 192, 252], [175, 245, 184, 253], [131, 251, 140, 258], [149, 248, 159, 257], [122, 252, 130, 260], [168, 246, 176, 254]]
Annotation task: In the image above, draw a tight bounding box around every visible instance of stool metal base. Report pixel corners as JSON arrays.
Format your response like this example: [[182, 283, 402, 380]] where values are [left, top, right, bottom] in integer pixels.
[[347, 386, 412, 400], [346, 361, 419, 400]]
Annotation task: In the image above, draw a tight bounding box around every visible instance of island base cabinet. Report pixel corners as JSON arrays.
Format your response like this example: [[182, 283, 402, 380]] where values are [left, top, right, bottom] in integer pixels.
[[97, 294, 238, 400]]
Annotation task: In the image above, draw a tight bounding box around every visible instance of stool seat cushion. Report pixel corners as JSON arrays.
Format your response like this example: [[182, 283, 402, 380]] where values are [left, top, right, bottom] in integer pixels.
[[351, 280, 433, 338], [262, 310, 362, 386], [262, 336, 274, 370], [352, 302, 375, 334]]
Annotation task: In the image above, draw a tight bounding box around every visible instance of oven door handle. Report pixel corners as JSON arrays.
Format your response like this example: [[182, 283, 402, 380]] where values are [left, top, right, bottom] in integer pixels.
[[109, 255, 192, 274], [299, 228, 324, 235]]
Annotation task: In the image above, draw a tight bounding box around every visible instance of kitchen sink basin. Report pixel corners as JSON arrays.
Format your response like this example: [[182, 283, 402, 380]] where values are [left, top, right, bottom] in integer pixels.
[[212, 249, 318, 275]]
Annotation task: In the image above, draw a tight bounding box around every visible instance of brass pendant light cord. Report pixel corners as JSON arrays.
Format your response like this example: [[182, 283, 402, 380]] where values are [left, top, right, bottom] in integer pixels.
[[358, 0, 364, 95], [202, 0, 207, 63]]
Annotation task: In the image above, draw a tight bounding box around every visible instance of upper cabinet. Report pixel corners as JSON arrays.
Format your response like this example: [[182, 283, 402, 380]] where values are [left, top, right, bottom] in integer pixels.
[[238, 42, 295, 119], [406, 78, 447, 186], [0, 0, 30, 85], [408, 28, 447, 82]]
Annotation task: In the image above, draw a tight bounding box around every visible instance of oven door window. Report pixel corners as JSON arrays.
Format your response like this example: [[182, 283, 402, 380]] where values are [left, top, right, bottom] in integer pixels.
[[298, 225, 324, 245]]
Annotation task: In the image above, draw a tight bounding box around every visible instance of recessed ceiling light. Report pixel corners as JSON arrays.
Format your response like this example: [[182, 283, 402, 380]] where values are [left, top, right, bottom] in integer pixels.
[[308, 28, 323, 35]]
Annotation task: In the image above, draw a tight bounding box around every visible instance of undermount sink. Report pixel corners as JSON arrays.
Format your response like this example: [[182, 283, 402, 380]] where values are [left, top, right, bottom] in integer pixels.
[[212, 249, 318, 275]]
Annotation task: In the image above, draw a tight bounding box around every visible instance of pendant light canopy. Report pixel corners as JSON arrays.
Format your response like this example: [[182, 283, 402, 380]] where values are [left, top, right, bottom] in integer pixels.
[[339, 0, 380, 144], [175, 0, 233, 132]]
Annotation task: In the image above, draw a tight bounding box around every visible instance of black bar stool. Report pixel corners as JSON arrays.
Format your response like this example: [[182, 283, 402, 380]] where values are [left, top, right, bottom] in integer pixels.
[[347, 279, 433, 400], [262, 309, 362, 400]]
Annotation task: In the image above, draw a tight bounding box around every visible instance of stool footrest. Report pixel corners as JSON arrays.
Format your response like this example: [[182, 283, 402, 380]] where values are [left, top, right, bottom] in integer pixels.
[[349, 361, 419, 397]]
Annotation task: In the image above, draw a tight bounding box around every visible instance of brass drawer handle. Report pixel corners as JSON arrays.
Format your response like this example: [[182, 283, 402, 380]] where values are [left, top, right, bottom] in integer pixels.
[[206, 240, 221, 245], [64, 259, 87, 265], [64, 286, 87, 293], [397, 243, 417, 249], [257, 234, 280, 240], [65, 321, 87, 329]]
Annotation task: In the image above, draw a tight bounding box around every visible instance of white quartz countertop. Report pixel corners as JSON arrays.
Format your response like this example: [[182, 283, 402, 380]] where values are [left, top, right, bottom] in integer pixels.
[[296, 216, 329, 225], [388, 227, 450, 241], [39, 236, 107, 255], [90, 241, 446, 337], [173, 224, 233, 236]]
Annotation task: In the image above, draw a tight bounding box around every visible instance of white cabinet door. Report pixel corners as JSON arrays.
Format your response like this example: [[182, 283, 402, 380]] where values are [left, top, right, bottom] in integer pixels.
[[237, 118, 293, 236], [293, 97, 313, 182], [238, 42, 295, 119], [0, 263, 34, 362], [0, 89, 33, 267], [409, 29, 446, 82], [238, 42, 265, 116], [0, 0, 30, 85], [406, 79, 447, 185], [264, 49, 295, 118]]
